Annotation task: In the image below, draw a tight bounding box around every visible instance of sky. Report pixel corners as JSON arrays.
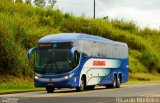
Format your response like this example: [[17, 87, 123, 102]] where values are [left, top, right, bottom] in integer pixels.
[[51, 0, 160, 29]]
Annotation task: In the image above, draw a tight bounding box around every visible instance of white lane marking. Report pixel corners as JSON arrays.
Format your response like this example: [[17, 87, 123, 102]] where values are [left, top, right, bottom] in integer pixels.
[[141, 93, 158, 97], [140, 91, 160, 97]]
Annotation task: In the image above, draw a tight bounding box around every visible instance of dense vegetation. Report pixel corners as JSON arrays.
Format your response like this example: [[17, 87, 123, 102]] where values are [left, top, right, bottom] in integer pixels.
[[0, 0, 160, 81]]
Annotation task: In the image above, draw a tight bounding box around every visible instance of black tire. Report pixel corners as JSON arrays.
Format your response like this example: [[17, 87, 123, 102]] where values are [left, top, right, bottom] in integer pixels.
[[46, 87, 55, 93], [112, 76, 117, 88], [116, 75, 121, 88], [76, 77, 85, 92]]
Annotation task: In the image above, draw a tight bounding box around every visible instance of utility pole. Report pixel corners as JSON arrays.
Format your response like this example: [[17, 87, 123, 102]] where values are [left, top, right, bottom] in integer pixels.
[[94, 0, 95, 19]]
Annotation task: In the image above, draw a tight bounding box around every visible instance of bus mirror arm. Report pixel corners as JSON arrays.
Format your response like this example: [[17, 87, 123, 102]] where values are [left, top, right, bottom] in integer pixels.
[[28, 47, 37, 60], [82, 53, 87, 59]]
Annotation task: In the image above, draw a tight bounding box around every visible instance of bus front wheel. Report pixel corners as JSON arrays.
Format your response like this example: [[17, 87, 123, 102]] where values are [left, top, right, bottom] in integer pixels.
[[46, 87, 55, 93], [76, 77, 85, 92]]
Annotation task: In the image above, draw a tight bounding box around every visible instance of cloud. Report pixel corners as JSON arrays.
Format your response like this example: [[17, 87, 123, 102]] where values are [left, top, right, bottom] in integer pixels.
[[106, 7, 160, 28], [99, 0, 160, 10], [54, 0, 160, 29], [54, 0, 93, 16], [97, 0, 160, 29]]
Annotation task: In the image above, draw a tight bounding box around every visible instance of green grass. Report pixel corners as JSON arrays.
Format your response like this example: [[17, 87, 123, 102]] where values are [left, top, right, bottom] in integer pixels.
[[0, 87, 43, 94], [126, 80, 160, 85], [125, 73, 160, 85], [0, 0, 160, 93], [0, 75, 44, 94]]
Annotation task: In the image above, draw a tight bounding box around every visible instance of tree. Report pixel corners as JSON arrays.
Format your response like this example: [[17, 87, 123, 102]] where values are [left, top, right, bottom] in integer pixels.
[[48, 0, 56, 8], [15, 0, 23, 3], [33, 0, 46, 7], [103, 16, 109, 20], [25, 0, 31, 4]]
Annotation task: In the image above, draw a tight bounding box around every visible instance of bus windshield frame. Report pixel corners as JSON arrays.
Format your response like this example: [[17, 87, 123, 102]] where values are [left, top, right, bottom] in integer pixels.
[[34, 42, 75, 74]]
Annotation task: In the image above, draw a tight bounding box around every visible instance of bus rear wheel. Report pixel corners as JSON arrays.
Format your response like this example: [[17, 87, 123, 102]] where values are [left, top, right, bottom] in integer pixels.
[[46, 87, 55, 93], [76, 77, 85, 92], [112, 76, 117, 88], [116, 75, 121, 88]]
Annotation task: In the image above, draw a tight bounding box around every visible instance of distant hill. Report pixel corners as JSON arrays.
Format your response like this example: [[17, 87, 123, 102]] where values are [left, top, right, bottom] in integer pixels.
[[0, 0, 160, 80]]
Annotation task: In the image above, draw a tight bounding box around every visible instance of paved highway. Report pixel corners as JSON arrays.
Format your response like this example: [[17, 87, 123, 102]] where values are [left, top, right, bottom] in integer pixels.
[[0, 83, 160, 103]]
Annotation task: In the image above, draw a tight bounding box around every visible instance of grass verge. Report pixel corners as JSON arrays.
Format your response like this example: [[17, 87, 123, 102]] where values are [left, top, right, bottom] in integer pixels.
[[0, 75, 44, 94], [125, 73, 160, 84]]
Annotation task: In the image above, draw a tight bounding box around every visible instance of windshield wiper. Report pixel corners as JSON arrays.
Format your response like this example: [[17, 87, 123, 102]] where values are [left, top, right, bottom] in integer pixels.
[[66, 58, 72, 68], [53, 58, 61, 73], [51, 50, 61, 73], [41, 57, 52, 74]]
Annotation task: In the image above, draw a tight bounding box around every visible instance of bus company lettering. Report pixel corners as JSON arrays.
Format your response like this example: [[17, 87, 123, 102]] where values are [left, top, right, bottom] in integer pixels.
[[93, 61, 106, 66]]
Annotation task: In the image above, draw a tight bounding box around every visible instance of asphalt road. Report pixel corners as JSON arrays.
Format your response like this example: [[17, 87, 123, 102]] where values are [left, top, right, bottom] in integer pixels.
[[0, 83, 160, 103]]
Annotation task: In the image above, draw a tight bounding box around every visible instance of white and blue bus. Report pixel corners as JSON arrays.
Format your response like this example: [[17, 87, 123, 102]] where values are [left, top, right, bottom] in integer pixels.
[[28, 33, 128, 93]]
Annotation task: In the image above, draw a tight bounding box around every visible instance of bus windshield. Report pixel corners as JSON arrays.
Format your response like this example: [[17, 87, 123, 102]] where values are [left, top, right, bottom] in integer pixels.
[[34, 42, 73, 74]]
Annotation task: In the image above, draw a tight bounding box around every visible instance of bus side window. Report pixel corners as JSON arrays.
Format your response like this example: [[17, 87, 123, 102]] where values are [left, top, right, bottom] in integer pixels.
[[107, 44, 112, 58], [115, 44, 120, 58], [125, 46, 128, 58], [121, 46, 125, 58], [119, 45, 122, 58], [99, 42, 106, 58], [91, 41, 98, 57], [119, 45, 127, 59], [83, 41, 91, 57], [112, 45, 115, 58]]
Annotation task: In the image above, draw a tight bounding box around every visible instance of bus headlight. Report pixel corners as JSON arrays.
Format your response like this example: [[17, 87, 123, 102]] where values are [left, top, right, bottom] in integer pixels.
[[64, 73, 74, 80], [34, 73, 42, 80], [34, 76, 40, 80], [64, 76, 69, 79]]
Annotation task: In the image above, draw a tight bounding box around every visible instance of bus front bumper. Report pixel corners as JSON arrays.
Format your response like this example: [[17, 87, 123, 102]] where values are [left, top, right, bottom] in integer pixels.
[[34, 76, 79, 88]]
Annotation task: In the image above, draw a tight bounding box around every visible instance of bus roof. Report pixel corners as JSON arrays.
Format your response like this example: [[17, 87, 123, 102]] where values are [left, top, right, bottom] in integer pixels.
[[38, 33, 126, 45]]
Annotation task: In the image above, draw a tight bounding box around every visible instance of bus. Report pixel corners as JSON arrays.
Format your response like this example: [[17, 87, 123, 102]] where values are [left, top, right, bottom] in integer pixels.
[[28, 33, 128, 93]]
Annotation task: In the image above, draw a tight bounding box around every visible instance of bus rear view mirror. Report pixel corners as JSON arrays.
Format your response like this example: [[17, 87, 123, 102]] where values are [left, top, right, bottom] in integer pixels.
[[70, 46, 78, 59], [28, 47, 36, 60]]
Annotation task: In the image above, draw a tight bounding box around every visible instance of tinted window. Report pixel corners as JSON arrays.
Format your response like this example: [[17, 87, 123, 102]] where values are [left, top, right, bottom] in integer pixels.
[[52, 42, 72, 49], [99, 42, 106, 58], [83, 41, 91, 56], [91, 41, 99, 57], [35, 42, 73, 74]]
